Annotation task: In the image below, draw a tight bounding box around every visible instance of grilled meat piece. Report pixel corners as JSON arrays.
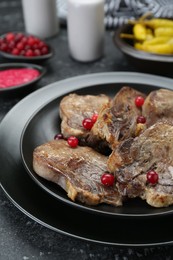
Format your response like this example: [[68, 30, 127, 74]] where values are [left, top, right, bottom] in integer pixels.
[[107, 122, 173, 207], [142, 88, 173, 127], [90, 86, 146, 149], [59, 93, 110, 139], [33, 139, 122, 206]]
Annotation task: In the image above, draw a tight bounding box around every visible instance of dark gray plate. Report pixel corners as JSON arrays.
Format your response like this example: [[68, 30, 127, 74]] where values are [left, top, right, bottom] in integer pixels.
[[1, 72, 173, 246], [20, 76, 173, 217]]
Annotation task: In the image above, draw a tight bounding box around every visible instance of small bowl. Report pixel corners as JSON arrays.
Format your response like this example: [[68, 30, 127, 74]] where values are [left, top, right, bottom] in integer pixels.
[[113, 24, 173, 75], [0, 32, 53, 62], [0, 63, 46, 95]]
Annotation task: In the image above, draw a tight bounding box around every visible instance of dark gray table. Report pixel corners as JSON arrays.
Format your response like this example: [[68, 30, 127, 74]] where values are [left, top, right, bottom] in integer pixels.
[[1, 1, 173, 259]]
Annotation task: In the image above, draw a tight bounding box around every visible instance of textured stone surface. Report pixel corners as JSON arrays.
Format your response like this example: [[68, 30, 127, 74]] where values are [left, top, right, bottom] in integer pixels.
[[1, 1, 173, 259]]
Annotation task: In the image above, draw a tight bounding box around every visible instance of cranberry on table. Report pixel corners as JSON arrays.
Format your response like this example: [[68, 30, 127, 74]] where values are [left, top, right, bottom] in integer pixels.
[[101, 173, 115, 187], [67, 136, 79, 148], [146, 170, 159, 184], [135, 96, 145, 107]]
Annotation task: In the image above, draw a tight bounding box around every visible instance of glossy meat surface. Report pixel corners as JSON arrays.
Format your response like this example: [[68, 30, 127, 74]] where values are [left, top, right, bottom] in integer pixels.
[[59, 93, 110, 139], [142, 88, 173, 127], [108, 122, 173, 207], [33, 139, 122, 206], [90, 86, 146, 149]]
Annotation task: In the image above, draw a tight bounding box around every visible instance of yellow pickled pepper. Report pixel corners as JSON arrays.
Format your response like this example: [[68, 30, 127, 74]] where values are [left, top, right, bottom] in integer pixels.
[[133, 23, 147, 41], [145, 28, 154, 40], [155, 27, 173, 37], [142, 36, 172, 46], [143, 18, 173, 29], [127, 16, 173, 54], [141, 43, 173, 54]]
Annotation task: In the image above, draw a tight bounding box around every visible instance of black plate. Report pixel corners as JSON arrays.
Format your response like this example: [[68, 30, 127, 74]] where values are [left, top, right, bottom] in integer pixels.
[[2, 72, 173, 246], [20, 77, 173, 217], [0, 63, 46, 94], [0, 32, 53, 62], [113, 24, 173, 75]]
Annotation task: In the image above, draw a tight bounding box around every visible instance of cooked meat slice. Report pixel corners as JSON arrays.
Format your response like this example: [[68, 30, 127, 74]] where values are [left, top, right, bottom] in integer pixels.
[[33, 139, 122, 206], [59, 93, 110, 139], [90, 86, 146, 149], [107, 122, 173, 207], [142, 88, 173, 127]]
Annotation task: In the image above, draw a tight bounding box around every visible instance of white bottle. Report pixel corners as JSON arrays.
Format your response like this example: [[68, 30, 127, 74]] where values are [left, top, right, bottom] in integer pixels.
[[67, 0, 105, 62], [22, 0, 59, 39]]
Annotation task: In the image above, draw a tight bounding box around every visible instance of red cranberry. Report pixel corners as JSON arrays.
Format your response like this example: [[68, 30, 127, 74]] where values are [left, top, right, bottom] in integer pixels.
[[0, 32, 50, 57], [11, 48, 20, 55], [54, 133, 64, 140], [6, 32, 15, 42], [33, 37, 40, 44], [38, 41, 46, 49], [67, 136, 79, 148], [16, 42, 24, 51], [27, 36, 36, 46], [0, 43, 8, 52], [32, 43, 39, 50], [21, 36, 28, 45], [82, 118, 94, 130], [34, 49, 41, 56], [147, 170, 158, 184], [8, 41, 16, 50], [19, 50, 26, 56], [101, 173, 115, 187], [15, 33, 24, 42], [91, 113, 98, 123], [135, 96, 145, 107], [41, 46, 49, 55], [25, 49, 34, 57], [136, 116, 146, 124], [0, 38, 4, 45], [24, 44, 30, 50]]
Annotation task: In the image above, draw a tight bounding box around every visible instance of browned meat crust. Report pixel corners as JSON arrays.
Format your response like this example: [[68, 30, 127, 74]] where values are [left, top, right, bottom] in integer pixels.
[[33, 87, 173, 208], [107, 122, 173, 207], [90, 86, 146, 149], [59, 93, 110, 139], [142, 88, 173, 127], [33, 139, 122, 206]]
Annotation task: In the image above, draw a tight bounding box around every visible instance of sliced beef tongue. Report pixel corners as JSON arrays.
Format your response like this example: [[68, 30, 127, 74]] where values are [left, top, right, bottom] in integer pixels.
[[107, 122, 173, 207], [90, 86, 146, 150], [33, 139, 122, 207]]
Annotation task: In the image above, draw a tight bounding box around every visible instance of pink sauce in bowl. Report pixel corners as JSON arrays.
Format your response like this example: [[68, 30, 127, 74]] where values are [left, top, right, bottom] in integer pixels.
[[0, 68, 40, 89], [0, 63, 46, 94]]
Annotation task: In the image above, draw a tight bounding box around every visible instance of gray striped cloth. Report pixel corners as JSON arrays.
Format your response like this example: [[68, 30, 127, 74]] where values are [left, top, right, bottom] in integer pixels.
[[105, 0, 173, 29]]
